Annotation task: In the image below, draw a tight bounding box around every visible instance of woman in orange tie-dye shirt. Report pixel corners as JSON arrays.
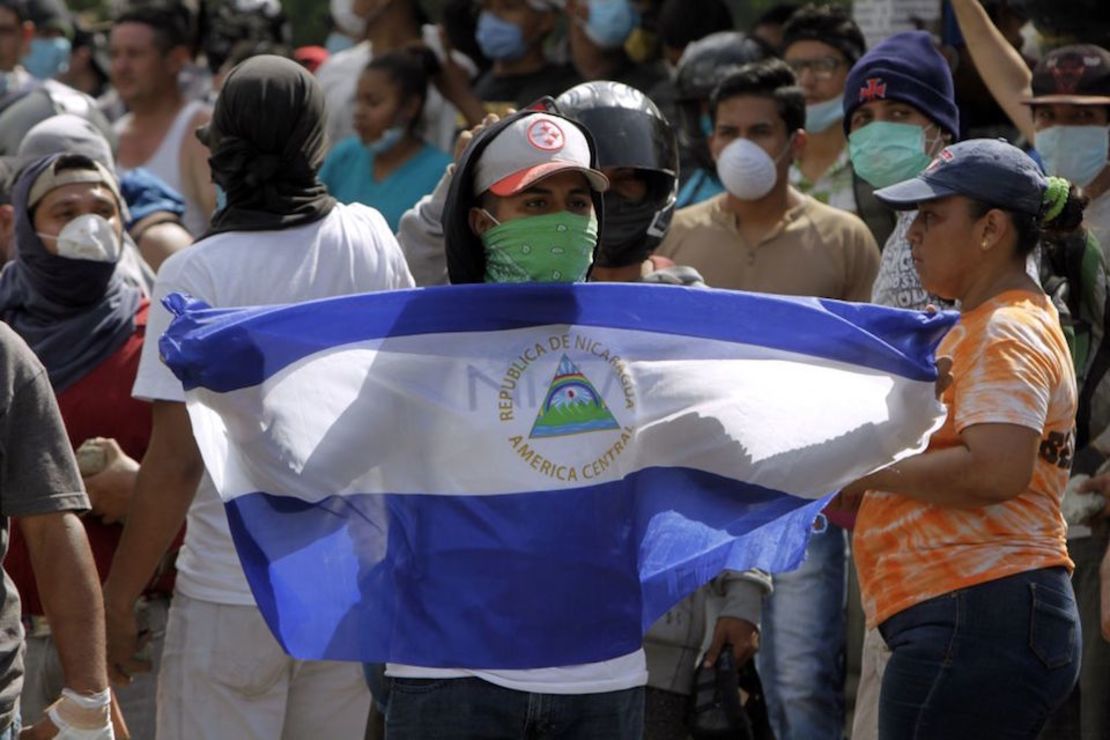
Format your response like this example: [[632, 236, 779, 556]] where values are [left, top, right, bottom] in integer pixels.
[[843, 139, 1085, 740]]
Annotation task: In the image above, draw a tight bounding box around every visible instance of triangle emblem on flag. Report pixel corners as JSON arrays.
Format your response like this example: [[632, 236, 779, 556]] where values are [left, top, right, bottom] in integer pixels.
[[529, 354, 621, 439]]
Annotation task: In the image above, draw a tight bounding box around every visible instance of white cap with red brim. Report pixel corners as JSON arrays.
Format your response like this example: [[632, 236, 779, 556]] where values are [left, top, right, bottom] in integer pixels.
[[473, 114, 610, 197]]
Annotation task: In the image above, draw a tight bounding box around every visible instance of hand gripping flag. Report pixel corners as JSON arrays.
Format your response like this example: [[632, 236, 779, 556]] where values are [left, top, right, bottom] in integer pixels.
[[160, 283, 956, 669]]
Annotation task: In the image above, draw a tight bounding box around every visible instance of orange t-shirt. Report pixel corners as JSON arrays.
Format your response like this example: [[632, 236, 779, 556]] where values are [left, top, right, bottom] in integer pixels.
[[854, 289, 1076, 628]]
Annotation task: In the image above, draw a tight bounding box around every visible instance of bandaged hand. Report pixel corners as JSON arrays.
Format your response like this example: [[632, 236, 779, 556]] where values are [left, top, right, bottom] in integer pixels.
[[42, 688, 113, 739]]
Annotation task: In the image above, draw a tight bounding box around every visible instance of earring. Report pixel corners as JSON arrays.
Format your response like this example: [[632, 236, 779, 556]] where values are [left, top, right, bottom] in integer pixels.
[[980, 239, 989, 250]]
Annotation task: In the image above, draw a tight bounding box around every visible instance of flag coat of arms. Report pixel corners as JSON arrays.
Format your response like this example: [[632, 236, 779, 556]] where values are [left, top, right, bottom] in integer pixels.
[[159, 283, 955, 669]]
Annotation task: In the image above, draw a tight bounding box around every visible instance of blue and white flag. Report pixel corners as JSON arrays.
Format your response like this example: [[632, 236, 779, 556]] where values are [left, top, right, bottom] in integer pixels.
[[160, 283, 955, 669]]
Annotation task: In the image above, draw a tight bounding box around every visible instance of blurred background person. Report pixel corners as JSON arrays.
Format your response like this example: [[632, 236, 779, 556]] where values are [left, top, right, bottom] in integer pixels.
[[110, 1, 215, 237], [469, 0, 579, 110], [320, 47, 452, 231], [782, 3, 866, 214], [564, 0, 665, 94], [671, 30, 769, 208], [316, 0, 477, 155]]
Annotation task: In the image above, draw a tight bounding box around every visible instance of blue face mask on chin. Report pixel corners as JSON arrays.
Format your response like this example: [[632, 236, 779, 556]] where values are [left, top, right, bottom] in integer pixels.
[[23, 37, 71, 80], [365, 126, 406, 156], [476, 11, 528, 62], [805, 95, 844, 133]]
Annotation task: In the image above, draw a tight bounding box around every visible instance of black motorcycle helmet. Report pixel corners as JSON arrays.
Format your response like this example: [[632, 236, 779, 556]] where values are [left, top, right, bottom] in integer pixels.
[[555, 81, 678, 268], [674, 32, 771, 170]]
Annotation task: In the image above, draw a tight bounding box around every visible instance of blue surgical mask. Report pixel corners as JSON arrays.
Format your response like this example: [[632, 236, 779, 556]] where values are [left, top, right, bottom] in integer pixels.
[[215, 184, 227, 212], [583, 0, 638, 50], [805, 95, 844, 133], [476, 11, 527, 62], [22, 37, 71, 80], [365, 126, 405, 156], [324, 31, 356, 56], [848, 121, 937, 189], [1035, 125, 1110, 189]]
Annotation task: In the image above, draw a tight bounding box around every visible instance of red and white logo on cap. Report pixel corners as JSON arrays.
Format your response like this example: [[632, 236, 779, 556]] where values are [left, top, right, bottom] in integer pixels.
[[925, 148, 954, 173], [859, 78, 887, 102], [526, 119, 565, 151], [1047, 52, 1099, 94]]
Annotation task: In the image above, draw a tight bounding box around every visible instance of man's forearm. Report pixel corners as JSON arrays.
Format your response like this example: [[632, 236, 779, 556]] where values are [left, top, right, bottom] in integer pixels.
[[23, 512, 107, 693], [950, 0, 1035, 140]]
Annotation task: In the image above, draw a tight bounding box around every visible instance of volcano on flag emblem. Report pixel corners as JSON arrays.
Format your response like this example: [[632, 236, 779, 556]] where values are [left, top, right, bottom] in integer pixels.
[[529, 354, 621, 439]]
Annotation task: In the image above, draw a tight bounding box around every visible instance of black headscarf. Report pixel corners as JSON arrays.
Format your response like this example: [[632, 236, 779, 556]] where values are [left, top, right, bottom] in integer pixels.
[[0, 154, 140, 391], [203, 55, 335, 236]]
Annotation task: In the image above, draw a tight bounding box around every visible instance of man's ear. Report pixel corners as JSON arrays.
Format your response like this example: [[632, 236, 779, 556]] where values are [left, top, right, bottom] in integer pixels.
[[790, 128, 808, 162], [469, 206, 497, 237], [167, 45, 191, 76]]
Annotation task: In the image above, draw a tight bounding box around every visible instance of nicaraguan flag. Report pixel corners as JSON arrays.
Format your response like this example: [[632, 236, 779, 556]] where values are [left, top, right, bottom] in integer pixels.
[[160, 283, 955, 669]]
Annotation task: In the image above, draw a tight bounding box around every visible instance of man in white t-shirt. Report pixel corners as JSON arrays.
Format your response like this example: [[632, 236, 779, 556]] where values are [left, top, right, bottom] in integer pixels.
[[102, 56, 414, 740]]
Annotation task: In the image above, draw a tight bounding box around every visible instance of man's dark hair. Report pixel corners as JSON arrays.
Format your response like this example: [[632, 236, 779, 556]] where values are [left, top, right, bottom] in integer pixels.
[[657, 0, 734, 51], [710, 58, 805, 132], [781, 3, 866, 63], [755, 3, 800, 27], [113, 2, 193, 53]]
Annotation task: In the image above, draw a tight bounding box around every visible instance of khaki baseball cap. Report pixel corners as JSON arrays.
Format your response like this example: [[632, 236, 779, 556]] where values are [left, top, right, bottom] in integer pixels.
[[28, 157, 125, 215], [473, 113, 609, 197]]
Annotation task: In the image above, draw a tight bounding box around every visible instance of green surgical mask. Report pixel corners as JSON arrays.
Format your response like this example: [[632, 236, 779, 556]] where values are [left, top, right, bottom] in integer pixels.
[[848, 121, 937, 189], [481, 210, 598, 283]]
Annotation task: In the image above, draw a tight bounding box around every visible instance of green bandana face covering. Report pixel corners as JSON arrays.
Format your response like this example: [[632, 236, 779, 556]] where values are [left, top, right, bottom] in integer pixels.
[[481, 211, 599, 283], [848, 121, 937, 189]]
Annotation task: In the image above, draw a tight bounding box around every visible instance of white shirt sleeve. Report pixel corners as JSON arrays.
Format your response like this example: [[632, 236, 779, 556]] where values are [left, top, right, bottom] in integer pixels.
[[132, 257, 193, 403]]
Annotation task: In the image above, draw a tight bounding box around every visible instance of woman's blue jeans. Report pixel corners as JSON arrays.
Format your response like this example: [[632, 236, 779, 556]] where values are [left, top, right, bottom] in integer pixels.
[[878, 566, 1081, 740]]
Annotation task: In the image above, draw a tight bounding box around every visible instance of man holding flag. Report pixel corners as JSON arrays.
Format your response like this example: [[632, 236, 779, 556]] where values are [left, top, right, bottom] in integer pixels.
[[389, 107, 648, 738]]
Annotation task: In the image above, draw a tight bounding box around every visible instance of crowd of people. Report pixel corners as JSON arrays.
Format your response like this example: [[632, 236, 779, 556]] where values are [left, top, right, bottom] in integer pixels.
[[0, 0, 1107, 737]]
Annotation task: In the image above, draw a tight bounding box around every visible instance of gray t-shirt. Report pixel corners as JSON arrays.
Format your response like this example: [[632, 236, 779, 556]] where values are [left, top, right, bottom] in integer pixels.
[[0, 324, 89, 728]]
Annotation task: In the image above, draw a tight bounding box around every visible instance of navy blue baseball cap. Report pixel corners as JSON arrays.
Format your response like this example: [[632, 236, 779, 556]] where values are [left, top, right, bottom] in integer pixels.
[[874, 138, 1048, 216]]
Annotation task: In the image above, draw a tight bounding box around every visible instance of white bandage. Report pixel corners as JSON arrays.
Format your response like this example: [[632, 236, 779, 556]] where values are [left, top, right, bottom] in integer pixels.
[[45, 688, 114, 740]]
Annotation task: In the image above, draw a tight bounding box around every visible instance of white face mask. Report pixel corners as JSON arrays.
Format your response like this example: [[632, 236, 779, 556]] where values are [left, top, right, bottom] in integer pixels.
[[39, 214, 122, 263], [715, 136, 794, 201]]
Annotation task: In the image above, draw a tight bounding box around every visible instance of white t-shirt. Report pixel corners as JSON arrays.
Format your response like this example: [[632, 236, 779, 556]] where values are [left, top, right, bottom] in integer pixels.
[[133, 203, 414, 604], [386, 651, 648, 695]]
